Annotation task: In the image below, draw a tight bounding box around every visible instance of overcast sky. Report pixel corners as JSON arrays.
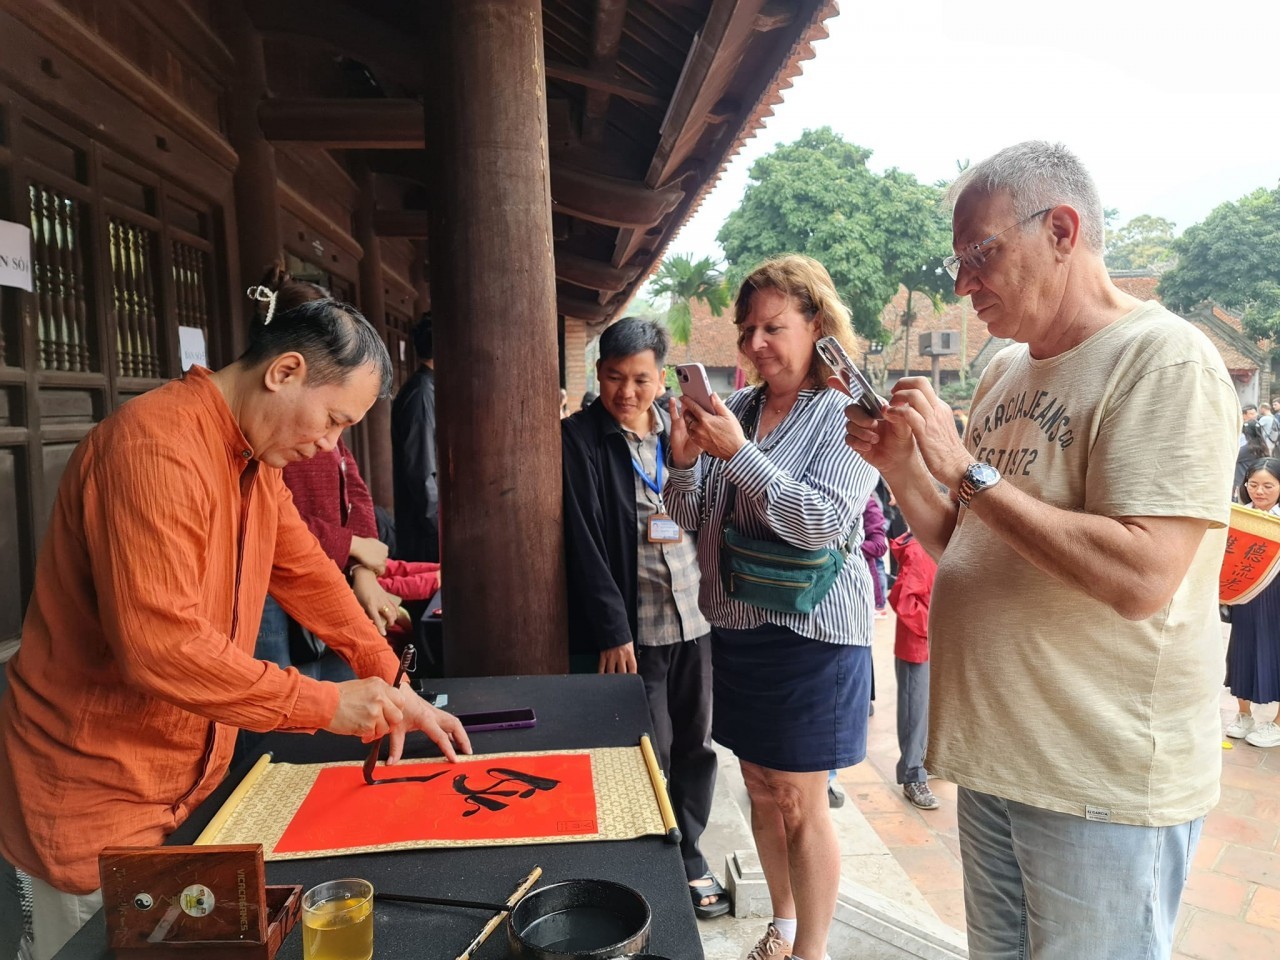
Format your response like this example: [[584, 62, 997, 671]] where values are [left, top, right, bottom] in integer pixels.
[[669, 0, 1280, 263]]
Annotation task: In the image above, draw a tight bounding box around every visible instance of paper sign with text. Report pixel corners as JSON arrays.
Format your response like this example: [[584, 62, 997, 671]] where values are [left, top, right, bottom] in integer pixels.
[[178, 326, 207, 371], [0, 220, 33, 292]]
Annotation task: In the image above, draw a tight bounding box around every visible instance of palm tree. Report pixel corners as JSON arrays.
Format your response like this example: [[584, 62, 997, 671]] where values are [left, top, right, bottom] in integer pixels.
[[648, 253, 730, 360]]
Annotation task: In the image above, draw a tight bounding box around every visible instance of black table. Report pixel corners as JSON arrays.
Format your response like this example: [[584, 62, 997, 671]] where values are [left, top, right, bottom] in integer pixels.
[[54, 674, 703, 960]]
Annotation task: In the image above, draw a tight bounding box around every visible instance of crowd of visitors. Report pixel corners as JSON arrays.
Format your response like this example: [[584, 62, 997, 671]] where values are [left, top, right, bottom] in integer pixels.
[[0, 139, 1255, 960]]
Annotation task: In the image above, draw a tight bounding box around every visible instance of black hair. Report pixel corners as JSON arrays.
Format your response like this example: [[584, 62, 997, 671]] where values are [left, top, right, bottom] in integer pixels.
[[581, 390, 599, 408], [412, 313, 433, 361], [239, 298, 393, 398], [598, 316, 669, 366], [1241, 457, 1280, 506]]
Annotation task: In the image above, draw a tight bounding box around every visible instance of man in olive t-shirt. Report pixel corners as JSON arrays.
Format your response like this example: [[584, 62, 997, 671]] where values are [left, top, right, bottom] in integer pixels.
[[843, 142, 1237, 960]]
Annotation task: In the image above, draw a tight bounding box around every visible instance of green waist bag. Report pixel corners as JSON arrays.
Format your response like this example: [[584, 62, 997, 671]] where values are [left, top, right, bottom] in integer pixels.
[[720, 524, 850, 614]]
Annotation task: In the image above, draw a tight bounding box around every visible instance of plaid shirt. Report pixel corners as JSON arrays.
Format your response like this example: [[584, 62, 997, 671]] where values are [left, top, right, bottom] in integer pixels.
[[622, 422, 710, 646]]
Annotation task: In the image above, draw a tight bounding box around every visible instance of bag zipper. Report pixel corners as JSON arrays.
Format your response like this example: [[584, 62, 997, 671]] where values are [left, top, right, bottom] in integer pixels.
[[730, 572, 806, 590], [727, 542, 829, 567]]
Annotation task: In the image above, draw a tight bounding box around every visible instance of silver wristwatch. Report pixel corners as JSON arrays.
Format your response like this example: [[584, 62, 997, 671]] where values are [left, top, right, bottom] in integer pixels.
[[958, 461, 1001, 506]]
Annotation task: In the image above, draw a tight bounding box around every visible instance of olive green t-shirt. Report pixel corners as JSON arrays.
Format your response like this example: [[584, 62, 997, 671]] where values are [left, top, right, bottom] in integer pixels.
[[929, 301, 1238, 826]]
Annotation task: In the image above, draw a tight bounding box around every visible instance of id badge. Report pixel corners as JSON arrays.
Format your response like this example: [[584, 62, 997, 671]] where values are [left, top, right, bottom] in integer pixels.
[[648, 513, 682, 543]]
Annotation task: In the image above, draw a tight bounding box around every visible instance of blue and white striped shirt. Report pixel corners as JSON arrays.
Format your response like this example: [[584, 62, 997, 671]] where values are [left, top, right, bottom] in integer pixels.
[[665, 386, 878, 645]]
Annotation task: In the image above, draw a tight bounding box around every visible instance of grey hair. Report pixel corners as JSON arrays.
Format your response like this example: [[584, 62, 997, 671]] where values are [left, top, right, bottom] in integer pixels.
[[598, 316, 670, 366], [946, 141, 1105, 253]]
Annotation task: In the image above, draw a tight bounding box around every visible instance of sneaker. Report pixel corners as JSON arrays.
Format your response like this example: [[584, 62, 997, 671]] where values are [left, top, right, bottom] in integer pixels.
[[1246, 720, 1280, 748], [1226, 711, 1255, 739], [744, 923, 793, 960], [903, 781, 940, 810], [827, 781, 846, 808]]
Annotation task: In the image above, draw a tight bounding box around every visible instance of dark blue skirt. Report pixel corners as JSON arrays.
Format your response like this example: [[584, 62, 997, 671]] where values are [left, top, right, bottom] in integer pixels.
[[1227, 575, 1280, 704], [710, 624, 871, 772]]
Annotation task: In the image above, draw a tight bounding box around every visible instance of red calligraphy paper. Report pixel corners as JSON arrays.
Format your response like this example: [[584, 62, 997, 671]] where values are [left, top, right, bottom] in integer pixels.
[[273, 753, 598, 855], [1220, 504, 1280, 605]]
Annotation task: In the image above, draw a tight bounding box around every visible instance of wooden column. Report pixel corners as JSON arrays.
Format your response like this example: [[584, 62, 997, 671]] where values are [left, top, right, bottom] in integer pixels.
[[225, 9, 280, 354], [354, 167, 394, 508], [423, 0, 568, 676]]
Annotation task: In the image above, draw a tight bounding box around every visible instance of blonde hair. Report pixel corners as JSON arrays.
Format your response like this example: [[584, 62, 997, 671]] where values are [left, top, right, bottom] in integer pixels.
[[733, 254, 857, 388]]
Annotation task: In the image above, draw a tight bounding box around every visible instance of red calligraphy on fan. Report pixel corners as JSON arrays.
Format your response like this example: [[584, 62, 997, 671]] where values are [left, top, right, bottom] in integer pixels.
[[274, 753, 598, 854]]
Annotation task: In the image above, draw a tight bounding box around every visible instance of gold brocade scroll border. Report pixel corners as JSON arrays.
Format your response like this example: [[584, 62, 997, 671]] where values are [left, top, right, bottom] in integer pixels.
[[1223, 503, 1280, 605], [205, 747, 665, 861]]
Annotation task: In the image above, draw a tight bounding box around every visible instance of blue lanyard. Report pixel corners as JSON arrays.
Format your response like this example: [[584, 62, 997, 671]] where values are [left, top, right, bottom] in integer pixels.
[[631, 435, 664, 498]]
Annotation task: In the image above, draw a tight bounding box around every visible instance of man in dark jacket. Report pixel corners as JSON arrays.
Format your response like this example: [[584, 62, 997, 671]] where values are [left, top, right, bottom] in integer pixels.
[[561, 317, 727, 919], [391, 315, 439, 563]]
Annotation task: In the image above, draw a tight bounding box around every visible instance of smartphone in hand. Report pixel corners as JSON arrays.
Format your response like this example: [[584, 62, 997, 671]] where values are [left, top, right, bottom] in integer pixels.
[[674, 363, 716, 412], [816, 336, 886, 420]]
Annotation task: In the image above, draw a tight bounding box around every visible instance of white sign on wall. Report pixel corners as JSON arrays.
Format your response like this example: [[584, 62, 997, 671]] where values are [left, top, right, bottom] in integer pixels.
[[178, 326, 208, 371], [0, 220, 33, 292]]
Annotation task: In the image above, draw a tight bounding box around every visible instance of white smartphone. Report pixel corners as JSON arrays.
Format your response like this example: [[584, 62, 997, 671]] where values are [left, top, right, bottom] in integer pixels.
[[816, 336, 886, 419], [674, 363, 716, 412]]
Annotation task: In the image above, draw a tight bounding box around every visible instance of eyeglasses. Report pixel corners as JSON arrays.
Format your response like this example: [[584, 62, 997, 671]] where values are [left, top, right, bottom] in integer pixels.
[[942, 208, 1053, 280]]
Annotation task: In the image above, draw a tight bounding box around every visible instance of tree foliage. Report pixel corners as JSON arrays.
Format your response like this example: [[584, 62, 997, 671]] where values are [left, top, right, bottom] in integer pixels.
[[1105, 214, 1178, 272], [716, 127, 955, 340], [648, 253, 730, 357], [1159, 186, 1280, 340]]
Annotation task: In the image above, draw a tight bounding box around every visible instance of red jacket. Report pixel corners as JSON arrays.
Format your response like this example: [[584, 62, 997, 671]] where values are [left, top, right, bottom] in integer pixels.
[[281, 439, 378, 567], [888, 532, 935, 663]]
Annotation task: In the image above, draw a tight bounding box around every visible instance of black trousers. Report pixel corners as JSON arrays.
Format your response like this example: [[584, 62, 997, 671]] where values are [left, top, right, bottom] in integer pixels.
[[636, 636, 716, 881]]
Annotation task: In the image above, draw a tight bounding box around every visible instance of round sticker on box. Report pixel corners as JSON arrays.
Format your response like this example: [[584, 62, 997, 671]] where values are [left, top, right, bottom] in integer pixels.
[[180, 884, 215, 917]]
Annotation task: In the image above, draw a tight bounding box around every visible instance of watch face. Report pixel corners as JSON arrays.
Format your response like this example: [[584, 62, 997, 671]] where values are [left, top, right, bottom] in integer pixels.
[[969, 462, 1000, 486]]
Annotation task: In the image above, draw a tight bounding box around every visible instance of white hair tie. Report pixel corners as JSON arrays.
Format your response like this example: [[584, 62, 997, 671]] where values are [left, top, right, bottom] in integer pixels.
[[246, 285, 279, 325]]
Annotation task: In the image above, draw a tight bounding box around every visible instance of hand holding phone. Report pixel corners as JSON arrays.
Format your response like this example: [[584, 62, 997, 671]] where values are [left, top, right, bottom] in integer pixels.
[[674, 363, 716, 412], [816, 336, 886, 420]]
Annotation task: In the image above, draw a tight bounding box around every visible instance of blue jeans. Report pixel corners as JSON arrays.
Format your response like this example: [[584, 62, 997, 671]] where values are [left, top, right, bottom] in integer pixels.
[[958, 787, 1200, 960], [894, 658, 928, 785]]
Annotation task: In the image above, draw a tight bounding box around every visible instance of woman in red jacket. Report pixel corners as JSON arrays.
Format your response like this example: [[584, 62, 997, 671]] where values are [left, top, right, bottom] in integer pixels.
[[889, 527, 940, 810]]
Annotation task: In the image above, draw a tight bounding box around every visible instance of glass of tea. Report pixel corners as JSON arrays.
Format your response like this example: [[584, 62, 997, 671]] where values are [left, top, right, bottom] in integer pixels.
[[301, 878, 374, 960]]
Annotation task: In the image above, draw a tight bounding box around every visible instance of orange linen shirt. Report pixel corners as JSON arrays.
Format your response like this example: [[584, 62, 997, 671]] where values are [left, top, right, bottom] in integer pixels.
[[0, 367, 400, 893]]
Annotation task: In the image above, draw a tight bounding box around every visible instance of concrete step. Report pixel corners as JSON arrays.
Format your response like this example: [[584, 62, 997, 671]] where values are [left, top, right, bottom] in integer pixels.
[[695, 745, 967, 960]]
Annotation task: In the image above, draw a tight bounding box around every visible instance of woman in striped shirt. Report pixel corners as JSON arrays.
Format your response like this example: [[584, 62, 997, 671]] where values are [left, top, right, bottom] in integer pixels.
[[666, 255, 877, 960]]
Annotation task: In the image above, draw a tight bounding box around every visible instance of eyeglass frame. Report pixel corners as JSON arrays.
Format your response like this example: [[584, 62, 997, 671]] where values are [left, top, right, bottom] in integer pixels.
[[942, 207, 1053, 281]]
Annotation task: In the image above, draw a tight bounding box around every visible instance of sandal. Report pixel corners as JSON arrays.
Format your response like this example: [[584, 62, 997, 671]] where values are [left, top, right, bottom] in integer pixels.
[[689, 871, 731, 919]]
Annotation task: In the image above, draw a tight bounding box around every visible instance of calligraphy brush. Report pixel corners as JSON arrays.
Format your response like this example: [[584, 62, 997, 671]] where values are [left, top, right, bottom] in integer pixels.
[[362, 644, 416, 783], [374, 891, 511, 912]]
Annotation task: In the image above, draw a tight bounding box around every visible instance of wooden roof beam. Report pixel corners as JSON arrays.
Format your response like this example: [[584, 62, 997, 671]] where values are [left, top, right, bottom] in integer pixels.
[[247, 0, 420, 91], [366, 151, 685, 230], [545, 60, 667, 107], [371, 210, 640, 294], [583, 0, 630, 143], [259, 98, 424, 148]]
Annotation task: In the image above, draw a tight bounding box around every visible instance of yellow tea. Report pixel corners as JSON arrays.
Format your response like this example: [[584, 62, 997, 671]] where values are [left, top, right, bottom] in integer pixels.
[[302, 895, 373, 960]]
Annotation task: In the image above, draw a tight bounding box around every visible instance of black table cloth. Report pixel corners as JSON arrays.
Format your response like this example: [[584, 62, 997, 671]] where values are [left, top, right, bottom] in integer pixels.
[[53, 674, 704, 960]]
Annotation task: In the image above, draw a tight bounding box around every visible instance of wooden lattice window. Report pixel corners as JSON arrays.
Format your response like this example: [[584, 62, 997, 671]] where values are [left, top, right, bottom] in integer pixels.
[[385, 309, 414, 394], [28, 181, 93, 372], [172, 240, 211, 337], [108, 216, 162, 378]]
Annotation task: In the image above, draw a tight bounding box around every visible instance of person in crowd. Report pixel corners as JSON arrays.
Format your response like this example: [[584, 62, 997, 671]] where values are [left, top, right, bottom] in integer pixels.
[[1258, 404, 1278, 453], [863, 491, 890, 620], [888, 524, 939, 810], [1235, 421, 1268, 493], [0, 294, 470, 960], [561, 317, 727, 919], [950, 403, 968, 437], [1225, 459, 1280, 747], [844, 141, 1237, 960], [666, 254, 877, 960], [581, 389, 599, 410], [1241, 404, 1259, 448], [559, 388, 570, 419], [392, 315, 440, 563]]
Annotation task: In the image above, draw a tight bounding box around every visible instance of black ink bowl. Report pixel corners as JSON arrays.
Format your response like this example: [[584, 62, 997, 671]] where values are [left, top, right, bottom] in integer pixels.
[[507, 879, 651, 960]]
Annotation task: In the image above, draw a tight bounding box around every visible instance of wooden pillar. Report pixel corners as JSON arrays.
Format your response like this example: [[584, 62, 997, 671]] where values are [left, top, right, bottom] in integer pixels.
[[354, 167, 394, 508], [225, 9, 280, 356], [423, 1, 568, 676]]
